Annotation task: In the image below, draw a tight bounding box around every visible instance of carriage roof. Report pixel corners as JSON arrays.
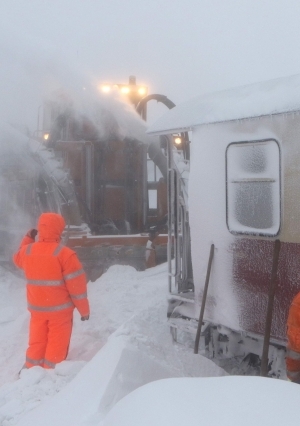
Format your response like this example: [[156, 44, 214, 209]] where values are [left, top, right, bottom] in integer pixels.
[[147, 74, 300, 135]]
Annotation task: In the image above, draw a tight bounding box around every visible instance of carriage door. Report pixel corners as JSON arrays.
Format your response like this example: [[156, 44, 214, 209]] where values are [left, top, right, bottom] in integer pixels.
[[167, 137, 194, 295]]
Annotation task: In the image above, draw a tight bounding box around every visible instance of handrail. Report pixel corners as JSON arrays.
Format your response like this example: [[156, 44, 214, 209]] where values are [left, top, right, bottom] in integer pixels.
[[194, 244, 215, 354], [260, 239, 281, 376]]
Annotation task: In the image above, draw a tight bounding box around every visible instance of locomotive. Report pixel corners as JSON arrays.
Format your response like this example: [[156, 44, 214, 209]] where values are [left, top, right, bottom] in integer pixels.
[[0, 79, 172, 280], [147, 74, 300, 378]]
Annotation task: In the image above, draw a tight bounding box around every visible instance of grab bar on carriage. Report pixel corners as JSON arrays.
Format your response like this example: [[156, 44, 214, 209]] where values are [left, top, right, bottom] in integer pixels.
[[194, 244, 215, 354], [167, 167, 180, 291], [260, 239, 281, 377]]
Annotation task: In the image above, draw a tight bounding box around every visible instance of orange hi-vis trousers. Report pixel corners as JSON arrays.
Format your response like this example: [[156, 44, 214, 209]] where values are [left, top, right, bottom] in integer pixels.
[[25, 311, 73, 369], [286, 292, 300, 382]]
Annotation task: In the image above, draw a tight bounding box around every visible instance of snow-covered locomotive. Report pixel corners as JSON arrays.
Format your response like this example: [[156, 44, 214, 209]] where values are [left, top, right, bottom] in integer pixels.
[[148, 74, 300, 377], [0, 87, 170, 279]]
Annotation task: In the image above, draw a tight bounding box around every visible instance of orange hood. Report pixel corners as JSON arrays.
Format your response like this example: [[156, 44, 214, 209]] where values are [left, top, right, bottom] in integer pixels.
[[38, 213, 66, 242]]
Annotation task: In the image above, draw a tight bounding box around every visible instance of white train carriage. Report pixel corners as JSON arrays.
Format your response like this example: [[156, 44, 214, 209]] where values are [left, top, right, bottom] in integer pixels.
[[148, 74, 300, 377]]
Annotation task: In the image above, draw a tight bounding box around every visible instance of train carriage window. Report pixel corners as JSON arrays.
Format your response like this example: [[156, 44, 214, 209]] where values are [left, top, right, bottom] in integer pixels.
[[226, 139, 280, 236]]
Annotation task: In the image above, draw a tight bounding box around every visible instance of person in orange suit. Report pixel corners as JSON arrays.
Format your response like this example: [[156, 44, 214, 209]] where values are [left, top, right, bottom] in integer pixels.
[[286, 292, 300, 383], [13, 212, 90, 370]]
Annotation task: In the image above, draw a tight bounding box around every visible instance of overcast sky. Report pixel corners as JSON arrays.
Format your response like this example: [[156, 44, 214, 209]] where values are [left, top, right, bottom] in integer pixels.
[[1, 0, 300, 129]]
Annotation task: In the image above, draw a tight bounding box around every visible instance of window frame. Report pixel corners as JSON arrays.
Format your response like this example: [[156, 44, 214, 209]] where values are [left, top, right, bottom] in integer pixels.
[[225, 138, 281, 237]]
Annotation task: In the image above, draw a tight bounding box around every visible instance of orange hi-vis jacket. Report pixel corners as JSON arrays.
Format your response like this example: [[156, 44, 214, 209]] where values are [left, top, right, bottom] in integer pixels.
[[286, 292, 300, 382], [13, 213, 89, 318]]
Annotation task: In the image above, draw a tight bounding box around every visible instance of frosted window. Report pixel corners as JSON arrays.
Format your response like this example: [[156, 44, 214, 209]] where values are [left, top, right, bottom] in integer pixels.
[[226, 140, 280, 236]]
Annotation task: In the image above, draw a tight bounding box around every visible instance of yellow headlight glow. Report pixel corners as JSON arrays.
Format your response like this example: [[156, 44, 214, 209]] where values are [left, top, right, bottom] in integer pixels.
[[101, 85, 111, 93], [138, 87, 147, 96], [43, 133, 50, 141], [121, 86, 130, 94]]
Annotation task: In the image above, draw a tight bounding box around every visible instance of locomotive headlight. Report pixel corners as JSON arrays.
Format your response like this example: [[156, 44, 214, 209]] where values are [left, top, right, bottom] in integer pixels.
[[99, 78, 148, 106], [120, 86, 130, 94], [174, 136, 182, 145], [101, 84, 111, 93], [43, 133, 50, 141], [138, 87, 147, 96]]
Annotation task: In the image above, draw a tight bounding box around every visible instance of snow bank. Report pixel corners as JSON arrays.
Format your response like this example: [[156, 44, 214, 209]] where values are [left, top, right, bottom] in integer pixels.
[[0, 263, 226, 425], [0, 361, 86, 426], [17, 335, 180, 426], [0, 267, 28, 388], [102, 376, 300, 426]]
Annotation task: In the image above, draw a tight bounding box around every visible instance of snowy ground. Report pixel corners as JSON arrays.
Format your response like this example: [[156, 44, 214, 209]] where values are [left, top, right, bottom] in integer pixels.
[[102, 375, 300, 426], [0, 262, 226, 425]]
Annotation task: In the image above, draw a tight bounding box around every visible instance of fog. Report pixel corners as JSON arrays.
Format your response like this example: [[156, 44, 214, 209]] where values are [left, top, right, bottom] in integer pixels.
[[1, 0, 300, 129], [1, 0, 300, 251]]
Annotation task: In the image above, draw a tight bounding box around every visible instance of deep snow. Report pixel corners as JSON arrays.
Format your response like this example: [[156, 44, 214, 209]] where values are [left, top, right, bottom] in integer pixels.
[[102, 376, 300, 426], [0, 262, 226, 425]]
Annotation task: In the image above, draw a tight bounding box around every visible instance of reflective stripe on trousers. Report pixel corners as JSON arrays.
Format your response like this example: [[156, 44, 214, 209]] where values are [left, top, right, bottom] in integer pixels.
[[28, 301, 74, 312], [286, 348, 300, 360], [26, 356, 43, 366], [26, 313, 73, 370], [25, 357, 56, 369], [44, 359, 56, 369]]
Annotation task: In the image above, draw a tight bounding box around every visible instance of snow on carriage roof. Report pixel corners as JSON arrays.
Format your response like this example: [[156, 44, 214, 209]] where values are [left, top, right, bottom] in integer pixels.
[[147, 74, 300, 135]]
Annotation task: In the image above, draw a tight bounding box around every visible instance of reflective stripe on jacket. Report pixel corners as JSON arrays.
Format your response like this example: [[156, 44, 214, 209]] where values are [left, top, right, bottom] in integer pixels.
[[13, 220, 89, 317]]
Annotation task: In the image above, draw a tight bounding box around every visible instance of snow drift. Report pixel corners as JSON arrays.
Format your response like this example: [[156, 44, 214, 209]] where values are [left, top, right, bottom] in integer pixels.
[[102, 376, 300, 426]]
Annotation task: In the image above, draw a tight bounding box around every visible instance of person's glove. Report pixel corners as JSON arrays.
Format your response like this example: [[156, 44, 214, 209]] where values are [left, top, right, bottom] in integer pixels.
[[26, 229, 38, 240], [81, 315, 90, 321]]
